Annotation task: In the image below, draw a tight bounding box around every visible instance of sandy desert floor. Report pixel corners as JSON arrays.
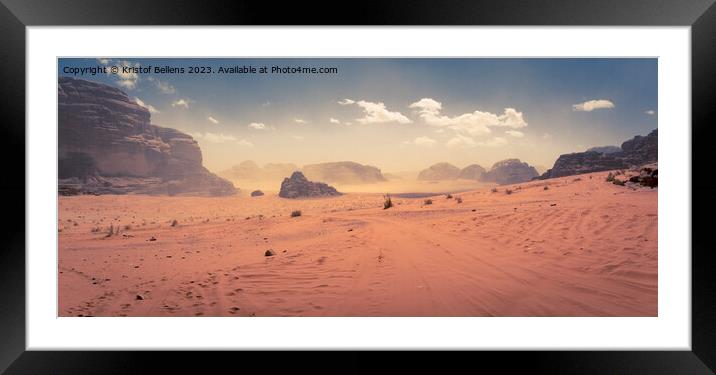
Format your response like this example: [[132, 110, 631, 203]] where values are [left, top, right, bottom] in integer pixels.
[[58, 170, 657, 317]]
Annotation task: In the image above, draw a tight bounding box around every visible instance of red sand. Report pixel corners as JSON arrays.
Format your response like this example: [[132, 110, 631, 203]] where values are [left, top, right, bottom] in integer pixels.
[[58, 170, 657, 317]]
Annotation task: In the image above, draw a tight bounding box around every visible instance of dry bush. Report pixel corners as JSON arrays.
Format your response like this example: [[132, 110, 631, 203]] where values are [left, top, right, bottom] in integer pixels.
[[383, 194, 393, 209], [424, 199, 433, 205], [291, 210, 302, 217]]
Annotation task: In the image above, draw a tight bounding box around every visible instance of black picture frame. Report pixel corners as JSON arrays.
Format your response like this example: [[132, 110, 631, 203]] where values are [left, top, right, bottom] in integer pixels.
[[2, 0, 715, 373]]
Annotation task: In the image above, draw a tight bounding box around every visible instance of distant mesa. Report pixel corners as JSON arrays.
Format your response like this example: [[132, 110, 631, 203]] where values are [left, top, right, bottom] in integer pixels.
[[250, 190, 265, 197], [382, 173, 402, 181], [279, 171, 342, 199], [57, 77, 236, 196], [418, 160, 537, 185], [539, 129, 657, 179], [417, 162, 462, 181], [220, 161, 298, 181], [586, 145, 622, 154], [482, 159, 539, 185], [302, 161, 387, 185], [458, 164, 487, 181]]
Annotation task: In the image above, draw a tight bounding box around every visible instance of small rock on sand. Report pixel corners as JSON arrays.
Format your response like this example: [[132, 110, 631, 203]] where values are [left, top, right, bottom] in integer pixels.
[[265, 249, 276, 257]]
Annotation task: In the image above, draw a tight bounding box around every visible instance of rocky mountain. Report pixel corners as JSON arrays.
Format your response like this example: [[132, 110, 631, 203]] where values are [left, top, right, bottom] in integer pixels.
[[482, 159, 539, 185], [458, 164, 487, 180], [58, 77, 236, 196], [220, 161, 298, 181], [586, 145, 622, 154], [302, 161, 386, 185], [278, 171, 341, 199], [539, 129, 657, 179], [417, 162, 462, 180]]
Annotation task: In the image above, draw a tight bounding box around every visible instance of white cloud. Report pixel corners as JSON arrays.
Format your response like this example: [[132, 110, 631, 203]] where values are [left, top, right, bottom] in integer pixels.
[[410, 98, 527, 136], [329, 118, 341, 124], [292, 135, 305, 140], [111, 60, 140, 90], [505, 130, 524, 138], [338, 99, 355, 105], [147, 76, 176, 94], [403, 136, 437, 147], [207, 116, 219, 124], [294, 118, 307, 124], [542, 133, 553, 140], [134, 97, 160, 114], [261, 101, 271, 107], [340, 99, 411, 124], [248, 122, 267, 130], [171, 99, 191, 109], [97, 58, 111, 65], [572, 99, 615, 112], [645, 110, 656, 115], [192, 132, 253, 146]]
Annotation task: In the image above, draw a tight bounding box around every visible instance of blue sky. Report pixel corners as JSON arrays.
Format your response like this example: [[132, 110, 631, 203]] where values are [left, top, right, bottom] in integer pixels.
[[58, 58, 657, 172]]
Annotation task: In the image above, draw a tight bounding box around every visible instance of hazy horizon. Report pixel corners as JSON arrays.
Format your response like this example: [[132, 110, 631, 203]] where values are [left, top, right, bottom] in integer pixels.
[[58, 58, 658, 173]]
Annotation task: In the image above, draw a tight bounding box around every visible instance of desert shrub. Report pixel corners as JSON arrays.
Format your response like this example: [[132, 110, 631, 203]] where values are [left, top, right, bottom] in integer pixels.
[[171, 219, 178, 227], [606, 172, 615, 182], [573, 177, 582, 182], [491, 187, 498, 193], [505, 189, 513, 195], [383, 194, 393, 210], [124, 224, 132, 230], [291, 210, 302, 217], [456, 197, 463, 204], [424, 199, 433, 205], [105, 224, 114, 238], [543, 185, 549, 190], [446, 194, 453, 199], [612, 179, 625, 186]]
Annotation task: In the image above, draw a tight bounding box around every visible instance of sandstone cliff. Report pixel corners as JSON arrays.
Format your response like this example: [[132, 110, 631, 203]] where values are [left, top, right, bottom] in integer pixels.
[[417, 162, 462, 181], [58, 77, 235, 196], [482, 159, 539, 185], [278, 171, 341, 199], [302, 161, 386, 185], [539, 130, 657, 179]]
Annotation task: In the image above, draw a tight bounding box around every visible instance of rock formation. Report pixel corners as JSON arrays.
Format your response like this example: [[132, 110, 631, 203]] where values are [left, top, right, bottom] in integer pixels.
[[417, 162, 462, 180], [586, 145, 622, 154], [482, 159, 539, 185], [539, 130, 657, 179], [458, 164, 487, 180], [302, 161, 386, 185], [58, 77, 235, 196], [278, 171, 341, 199], [220, 161, 298, 181]]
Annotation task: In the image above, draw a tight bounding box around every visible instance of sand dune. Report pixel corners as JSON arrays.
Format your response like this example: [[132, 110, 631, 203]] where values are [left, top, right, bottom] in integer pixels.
[[58, 170, 657, 317]]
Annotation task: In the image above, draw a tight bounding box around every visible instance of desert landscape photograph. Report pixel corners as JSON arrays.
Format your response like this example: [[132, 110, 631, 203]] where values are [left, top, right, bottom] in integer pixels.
[[57, 58, 657, 317]]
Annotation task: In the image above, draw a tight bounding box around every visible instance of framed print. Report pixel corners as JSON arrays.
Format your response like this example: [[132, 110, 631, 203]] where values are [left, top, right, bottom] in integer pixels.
[[3, 0, 716, 373]]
